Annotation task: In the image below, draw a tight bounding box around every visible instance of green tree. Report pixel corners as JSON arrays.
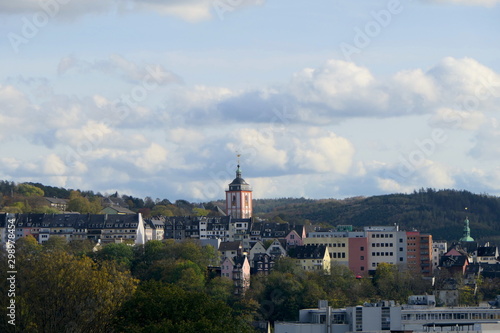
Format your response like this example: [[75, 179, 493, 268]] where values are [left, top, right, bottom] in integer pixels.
[[43, 236, 68, 252], [273, 257, 302, 275], [256, 271, 305, 323], [206, 277, 234, 303], [193, 207, 209, 216], [17, 183, 44, 197], [12, 251, 137, 333], [94, 243, 135, 269], [116, 281, 253, 333], [150, 204, 173, 217], [67, 196, 92, 213], [31, 205, 61, 214], [67, 239, 96, 257], [15, 235, 42, 259]]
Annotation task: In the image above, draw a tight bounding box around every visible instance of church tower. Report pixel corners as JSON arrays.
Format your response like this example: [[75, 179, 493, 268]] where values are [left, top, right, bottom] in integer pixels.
[[459, 217, 474, 242], [225, 156, 252, 218]]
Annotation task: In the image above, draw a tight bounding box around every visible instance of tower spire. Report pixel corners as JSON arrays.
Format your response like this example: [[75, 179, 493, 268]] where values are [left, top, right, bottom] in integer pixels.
[[459, 208, 474, 242], [236, 153, 242, 178]]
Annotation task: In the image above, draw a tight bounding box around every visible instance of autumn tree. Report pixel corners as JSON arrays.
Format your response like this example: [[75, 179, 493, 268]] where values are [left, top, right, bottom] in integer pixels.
[[67, 191, 102, 213], [14, 250, 137, 332], [17, 183, 44, 197]]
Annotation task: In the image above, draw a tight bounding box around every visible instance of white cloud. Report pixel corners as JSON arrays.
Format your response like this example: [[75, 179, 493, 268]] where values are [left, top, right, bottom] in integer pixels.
[[429, 107, 486, 131], [392, 69, 438, 104], [132, 143, 168, 173], [200, 57, 500, 126], [376, 159, 455, 194], [58, 55, 182, 86], [0, 0, 265, 22], [418, 162, 455, 188], [227, 128, 288, 170], [468, 119, 500, 160], [2, 56, 500, 201], [427, 0, 500, 7], [287, 59, 389, 119], [292, 131, 355, 174], [42, 154, 66, 175], [376, 177, 415, 193], [428, 57, 500, 110]]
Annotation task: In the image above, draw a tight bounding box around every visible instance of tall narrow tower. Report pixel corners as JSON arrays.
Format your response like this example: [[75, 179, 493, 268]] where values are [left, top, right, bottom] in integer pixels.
[[225, 156, 252, 218], [459, 217, 474, 242]]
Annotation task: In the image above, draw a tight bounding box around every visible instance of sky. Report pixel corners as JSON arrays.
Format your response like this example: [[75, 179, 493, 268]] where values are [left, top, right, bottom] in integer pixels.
[[0, 0, 499, 202]]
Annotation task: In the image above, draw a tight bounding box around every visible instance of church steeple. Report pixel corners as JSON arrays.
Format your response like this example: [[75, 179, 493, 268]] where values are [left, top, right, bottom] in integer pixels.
[[459, 217, 474, 242], [225, 155, 252, 218]]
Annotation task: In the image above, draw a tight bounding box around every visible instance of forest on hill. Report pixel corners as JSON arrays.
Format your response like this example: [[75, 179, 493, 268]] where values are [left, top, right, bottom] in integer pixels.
[[2, 179, 500, 243], [251, 189, 500, 244]]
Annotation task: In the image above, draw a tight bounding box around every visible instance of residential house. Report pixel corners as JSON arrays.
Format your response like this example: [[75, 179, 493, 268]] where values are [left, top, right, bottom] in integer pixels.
[[248, 241, 267, 266], [285, 227, 304, 247], [100, 214, 146, 244], [251, 253, 274, 275], [290, 244, 331, 273], [266, 238, 287, 259], [0, 213, 145, 245], [432, 240, 448, 273], [221, 254, 251, 294], [219, 241, 243, 260], [44, 197, 69, 211], [144, 216, 165, 241], [476, 245, 499, 264], [439, 247, 470, 276]]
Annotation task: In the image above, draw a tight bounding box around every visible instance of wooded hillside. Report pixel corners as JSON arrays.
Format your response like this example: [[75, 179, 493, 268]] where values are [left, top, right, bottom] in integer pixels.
[[252, 189, 500, 243]]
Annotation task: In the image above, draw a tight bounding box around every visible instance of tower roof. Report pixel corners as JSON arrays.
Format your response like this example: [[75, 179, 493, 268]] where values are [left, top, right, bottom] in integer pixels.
[[228, 164, 251, 190], [459, 217, 474, 242], [229, 165, 249, 185]]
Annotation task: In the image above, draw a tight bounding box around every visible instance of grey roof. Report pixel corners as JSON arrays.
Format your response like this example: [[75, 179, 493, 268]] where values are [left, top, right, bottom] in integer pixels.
[[219, 241, 242, 252], [290, 244, 328, 259], [440, 255, 468, 268], [0, 213, 141, 229], [44, 197, 69, 204], [101, 205, 135, 214], [477, 246, 498, 257]]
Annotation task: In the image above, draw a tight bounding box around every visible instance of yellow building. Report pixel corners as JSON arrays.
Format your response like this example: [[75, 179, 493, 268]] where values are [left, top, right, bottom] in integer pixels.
[[291, 244, 331, 273], [304, 234, 349, 266]]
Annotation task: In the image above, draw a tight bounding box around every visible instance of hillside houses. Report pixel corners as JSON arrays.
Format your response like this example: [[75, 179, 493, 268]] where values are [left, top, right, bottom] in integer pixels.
[[0, 213, 146, 245], [3, 162, 500, 299]]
